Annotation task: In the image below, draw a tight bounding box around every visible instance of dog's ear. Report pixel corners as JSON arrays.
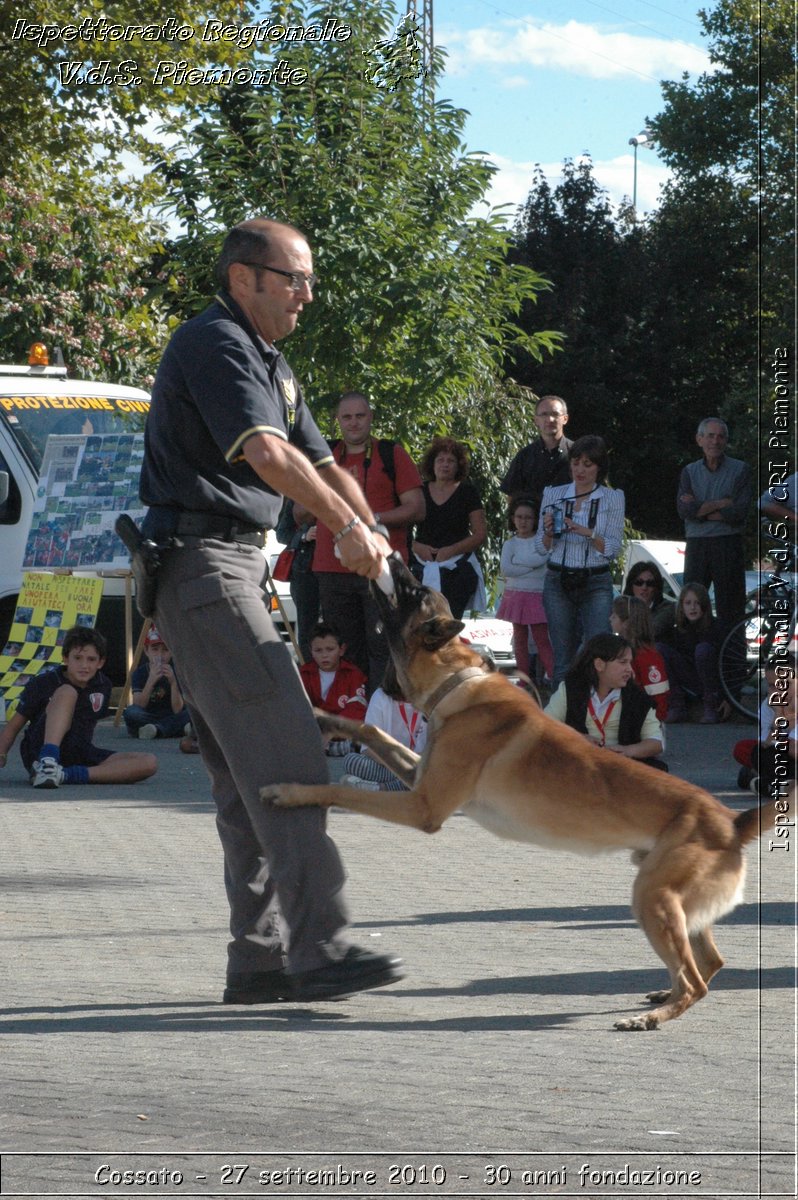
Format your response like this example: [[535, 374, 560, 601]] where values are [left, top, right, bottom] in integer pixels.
[[418, 616, 465, 650]]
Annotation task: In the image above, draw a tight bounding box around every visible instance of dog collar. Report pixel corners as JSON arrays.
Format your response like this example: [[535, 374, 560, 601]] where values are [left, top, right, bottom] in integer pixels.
[[424, 668, 486, 718]]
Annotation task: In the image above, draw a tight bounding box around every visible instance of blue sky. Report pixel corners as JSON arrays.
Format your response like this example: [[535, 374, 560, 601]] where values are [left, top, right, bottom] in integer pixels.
[[428, 0, 713, 219]]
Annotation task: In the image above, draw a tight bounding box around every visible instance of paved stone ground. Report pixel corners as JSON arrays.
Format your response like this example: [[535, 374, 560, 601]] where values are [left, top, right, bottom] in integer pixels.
[[0, 712, 794, 1199]]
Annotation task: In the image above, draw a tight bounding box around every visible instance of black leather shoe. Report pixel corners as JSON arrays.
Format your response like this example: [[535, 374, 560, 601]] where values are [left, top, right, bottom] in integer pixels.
[[291, 946, 404, 1002], [223, 969, 291, 1005]]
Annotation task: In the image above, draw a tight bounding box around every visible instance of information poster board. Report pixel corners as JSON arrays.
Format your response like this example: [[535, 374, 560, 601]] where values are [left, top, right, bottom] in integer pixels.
[[22, 432, 146, 570], [0, 574, 104, 718]]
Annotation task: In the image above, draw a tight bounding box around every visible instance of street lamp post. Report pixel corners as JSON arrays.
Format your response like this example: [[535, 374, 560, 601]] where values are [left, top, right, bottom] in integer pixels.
[[628, 129, 654, 214]]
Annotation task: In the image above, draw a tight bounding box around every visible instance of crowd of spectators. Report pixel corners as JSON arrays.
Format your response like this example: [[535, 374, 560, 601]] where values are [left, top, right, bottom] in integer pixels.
[[280, 390, 793, 799], [0, 197, 790, 1019]]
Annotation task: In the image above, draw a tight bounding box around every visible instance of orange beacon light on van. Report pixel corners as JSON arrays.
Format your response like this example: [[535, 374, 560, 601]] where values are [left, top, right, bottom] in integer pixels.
[[27, 343, 49, 366]]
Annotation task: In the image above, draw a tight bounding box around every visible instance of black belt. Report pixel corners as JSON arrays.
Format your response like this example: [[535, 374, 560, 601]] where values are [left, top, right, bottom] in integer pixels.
[[548, 562, 610, 576], [175, 513, 268, 547]]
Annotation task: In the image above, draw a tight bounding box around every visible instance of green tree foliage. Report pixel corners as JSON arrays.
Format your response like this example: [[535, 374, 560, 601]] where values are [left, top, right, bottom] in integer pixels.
[[2, 0, 563, 594], [155, 0, 560, 447], [509, 160, 662, 533], [0, 1, 256, 380], [653, 0, 792, 269], [0, 158, 168, 384], [0, 1, 254, 165], [649, 0, 794, 487], [509, 1, 793, 543], [509, 158, 648, 431]]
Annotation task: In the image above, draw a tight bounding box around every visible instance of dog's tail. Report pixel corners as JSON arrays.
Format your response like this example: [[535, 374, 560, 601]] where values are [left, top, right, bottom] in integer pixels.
[[734, 800, 779, 847]]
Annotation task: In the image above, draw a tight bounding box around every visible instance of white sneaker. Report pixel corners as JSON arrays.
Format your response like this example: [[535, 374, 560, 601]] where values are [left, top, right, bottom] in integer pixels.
[[32, 757, 64, 789], [341, 774, 380, 791], [138, 724, 158, 740]]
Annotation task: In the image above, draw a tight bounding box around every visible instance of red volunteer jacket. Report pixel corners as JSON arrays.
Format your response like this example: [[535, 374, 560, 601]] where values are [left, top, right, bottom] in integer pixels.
[[632, 645, 670, 722], [299, 659, 368, 720]]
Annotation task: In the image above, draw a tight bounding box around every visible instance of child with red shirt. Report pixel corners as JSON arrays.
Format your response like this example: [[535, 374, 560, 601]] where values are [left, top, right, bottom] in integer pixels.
[[610, 595, 670, 722], [299, 623, 367, 755]]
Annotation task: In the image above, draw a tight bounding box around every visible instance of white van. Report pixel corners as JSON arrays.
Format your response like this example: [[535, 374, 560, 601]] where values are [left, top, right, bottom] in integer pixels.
[[0, 348, 296, 681], [0, 351, 151, 683]]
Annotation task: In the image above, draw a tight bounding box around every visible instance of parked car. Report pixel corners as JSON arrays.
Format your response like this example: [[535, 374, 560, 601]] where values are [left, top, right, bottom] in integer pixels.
[[264, 529, 298, 642], [459, 609, 516, 673]]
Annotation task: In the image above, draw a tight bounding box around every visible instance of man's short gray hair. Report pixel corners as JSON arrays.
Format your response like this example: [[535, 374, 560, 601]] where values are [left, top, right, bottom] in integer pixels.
[[697, 417, 729, 437]]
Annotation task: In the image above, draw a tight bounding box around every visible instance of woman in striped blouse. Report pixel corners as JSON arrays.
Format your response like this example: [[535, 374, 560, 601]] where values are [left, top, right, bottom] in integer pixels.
[[535, 434, 625, 686]]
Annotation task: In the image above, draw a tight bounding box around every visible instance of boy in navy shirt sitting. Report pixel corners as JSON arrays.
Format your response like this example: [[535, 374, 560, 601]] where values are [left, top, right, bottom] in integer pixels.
[[123, 625, 191, 740], [0, 626, 158, 789]]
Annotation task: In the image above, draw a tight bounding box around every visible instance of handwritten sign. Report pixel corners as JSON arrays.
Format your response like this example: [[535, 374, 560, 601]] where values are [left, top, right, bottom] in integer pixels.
[[0, 574, 104, 717]]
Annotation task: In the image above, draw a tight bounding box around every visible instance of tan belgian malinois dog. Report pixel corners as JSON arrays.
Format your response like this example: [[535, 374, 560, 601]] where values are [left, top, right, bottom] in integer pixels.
[[263, 556, 778, 1029]]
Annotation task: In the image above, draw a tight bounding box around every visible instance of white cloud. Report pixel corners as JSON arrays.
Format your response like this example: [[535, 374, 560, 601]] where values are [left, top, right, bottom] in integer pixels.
[[473, 152, 671, 223], [444, 19, 710, 82]]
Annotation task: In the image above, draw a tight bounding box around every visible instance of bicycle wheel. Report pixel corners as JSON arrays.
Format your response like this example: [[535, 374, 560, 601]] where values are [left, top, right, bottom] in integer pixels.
[[718, 615, 765, 720]]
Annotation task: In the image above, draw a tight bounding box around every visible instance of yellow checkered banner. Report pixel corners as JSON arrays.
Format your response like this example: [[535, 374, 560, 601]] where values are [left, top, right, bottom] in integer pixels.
[[0, 574, 104, 717]]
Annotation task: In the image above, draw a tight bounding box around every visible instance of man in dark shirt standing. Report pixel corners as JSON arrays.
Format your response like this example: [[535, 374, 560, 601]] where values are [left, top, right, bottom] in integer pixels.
[[500, 395, 573, 508], [139, 217, 402, 1005]]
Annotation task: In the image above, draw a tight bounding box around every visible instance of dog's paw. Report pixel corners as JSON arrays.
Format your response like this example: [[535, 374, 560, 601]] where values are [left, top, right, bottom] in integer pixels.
[[260, 783, 291, 807], [313, 709, 346, 738], [260, 782, 331, 809], [614, 1013, 661, 1032], [645, 989, 671, 1005]]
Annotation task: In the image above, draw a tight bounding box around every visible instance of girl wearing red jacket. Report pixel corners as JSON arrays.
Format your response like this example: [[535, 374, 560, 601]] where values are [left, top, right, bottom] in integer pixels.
[[610, 595, 670, 722]]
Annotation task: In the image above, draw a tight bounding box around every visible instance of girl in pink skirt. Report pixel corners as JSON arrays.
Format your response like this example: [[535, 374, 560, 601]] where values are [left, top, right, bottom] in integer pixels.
[[497, 496, 554, 682]]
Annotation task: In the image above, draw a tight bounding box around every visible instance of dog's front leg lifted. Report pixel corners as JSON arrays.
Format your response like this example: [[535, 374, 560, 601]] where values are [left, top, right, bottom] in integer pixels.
[[261, 781, 337, 810], [261, 781, 442, 833], [314, 709, 420, 788]]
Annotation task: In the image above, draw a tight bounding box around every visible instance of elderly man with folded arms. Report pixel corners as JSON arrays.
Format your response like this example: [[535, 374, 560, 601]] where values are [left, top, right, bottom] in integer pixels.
[[677, 417, 752, 641]]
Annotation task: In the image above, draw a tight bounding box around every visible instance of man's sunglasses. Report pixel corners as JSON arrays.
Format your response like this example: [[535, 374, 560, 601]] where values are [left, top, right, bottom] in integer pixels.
[[239, 262, 317, 292]]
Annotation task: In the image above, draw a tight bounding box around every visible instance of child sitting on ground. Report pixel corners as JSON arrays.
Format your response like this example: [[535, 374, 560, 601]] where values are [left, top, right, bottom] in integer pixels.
[[656, 582, 729, 724], [0, 625, 158, 789], [610, 594, 670, 722], [733, 657, 797, 797], [339, 659, 427, 791], [299, 623, 367, 756], [545, 632, 668, 771], [123, 625, 191, 741]]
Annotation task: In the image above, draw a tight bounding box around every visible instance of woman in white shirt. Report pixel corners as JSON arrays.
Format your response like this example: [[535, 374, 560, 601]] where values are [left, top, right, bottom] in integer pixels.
[[535, 435, 625, 686], [544, 633, 667, 770]]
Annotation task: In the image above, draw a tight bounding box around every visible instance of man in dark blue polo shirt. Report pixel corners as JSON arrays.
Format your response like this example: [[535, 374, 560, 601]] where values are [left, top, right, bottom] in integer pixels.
[[140, 217, 403, 1005]]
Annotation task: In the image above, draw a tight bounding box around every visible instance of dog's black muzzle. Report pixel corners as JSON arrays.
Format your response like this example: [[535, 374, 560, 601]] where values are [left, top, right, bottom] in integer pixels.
[[371, 553, 429, 632]]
